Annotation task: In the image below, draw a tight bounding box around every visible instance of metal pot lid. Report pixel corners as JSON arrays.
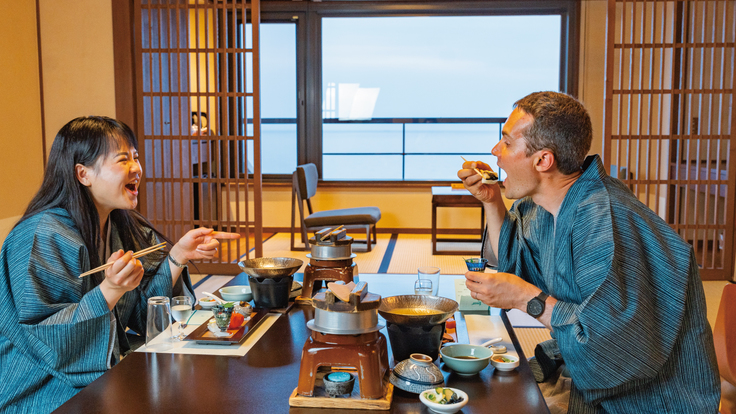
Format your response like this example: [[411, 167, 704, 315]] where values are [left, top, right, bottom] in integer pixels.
[[307, 319, 384, 335], [306, 253, 356, 261]]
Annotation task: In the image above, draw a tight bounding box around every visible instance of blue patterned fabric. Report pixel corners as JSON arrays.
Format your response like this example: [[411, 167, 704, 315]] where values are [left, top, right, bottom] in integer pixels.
[[496, 155, 720, 413], [0, 208, 190, 413]]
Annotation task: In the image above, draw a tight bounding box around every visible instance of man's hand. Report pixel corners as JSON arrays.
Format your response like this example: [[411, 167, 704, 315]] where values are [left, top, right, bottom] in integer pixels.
[[464, 271, 539, 311], [458, 161, 502, 204]]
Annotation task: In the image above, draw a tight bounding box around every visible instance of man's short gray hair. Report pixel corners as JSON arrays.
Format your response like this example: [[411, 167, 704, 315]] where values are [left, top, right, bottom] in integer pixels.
[[514, 91, 592, 175]]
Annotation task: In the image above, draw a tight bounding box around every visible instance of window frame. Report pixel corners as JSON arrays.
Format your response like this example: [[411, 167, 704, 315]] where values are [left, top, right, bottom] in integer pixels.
[[261, 0, 580, 185]]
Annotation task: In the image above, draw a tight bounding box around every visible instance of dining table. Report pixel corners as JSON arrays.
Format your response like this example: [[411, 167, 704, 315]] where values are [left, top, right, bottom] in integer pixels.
[[53, 273, 549, 413]]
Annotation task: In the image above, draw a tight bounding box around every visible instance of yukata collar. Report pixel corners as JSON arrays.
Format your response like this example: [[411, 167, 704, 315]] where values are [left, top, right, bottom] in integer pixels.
[[555, 154, 606, 224]]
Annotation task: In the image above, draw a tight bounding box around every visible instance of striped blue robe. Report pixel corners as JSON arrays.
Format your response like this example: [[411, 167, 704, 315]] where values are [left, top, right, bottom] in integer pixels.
[[0, 208, 192, 413], [496, 155, 720, 413]]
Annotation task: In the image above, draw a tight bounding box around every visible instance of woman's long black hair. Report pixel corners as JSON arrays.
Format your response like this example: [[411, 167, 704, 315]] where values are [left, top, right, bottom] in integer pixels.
[[19, 116, 168, 269]]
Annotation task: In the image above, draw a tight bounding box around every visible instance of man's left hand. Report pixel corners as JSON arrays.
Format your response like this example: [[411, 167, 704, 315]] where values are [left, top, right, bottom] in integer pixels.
[[464, 271, 539, 311]]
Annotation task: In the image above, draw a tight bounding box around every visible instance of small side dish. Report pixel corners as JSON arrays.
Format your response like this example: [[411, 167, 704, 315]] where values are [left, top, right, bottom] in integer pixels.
[[490, 353, 520, 371], [198, 297, 216, 309], [419, 387, 468, 414]]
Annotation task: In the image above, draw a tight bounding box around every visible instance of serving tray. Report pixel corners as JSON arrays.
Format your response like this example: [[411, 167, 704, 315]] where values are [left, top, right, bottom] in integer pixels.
[[184, 309, 269, 345]]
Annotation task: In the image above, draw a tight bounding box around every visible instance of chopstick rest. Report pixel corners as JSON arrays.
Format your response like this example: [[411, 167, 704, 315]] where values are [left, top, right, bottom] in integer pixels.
[[78, 242, 167, 278]]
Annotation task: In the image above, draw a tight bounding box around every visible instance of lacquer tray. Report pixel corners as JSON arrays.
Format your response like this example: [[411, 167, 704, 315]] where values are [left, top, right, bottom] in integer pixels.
[[184, 309, 269, 345]]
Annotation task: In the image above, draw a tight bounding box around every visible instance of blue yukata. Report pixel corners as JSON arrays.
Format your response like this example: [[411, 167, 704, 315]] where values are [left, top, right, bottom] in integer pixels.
[[0, 208, 193, 413], [495, 155, 720, 413]]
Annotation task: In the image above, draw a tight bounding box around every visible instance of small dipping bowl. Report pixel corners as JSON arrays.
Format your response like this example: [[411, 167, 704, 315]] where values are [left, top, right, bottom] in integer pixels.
[[219, 286, 253, 302], [198, 297, 217, 309], [419, 388, 469, 414], [490, 354, 520, 371], [323, 372, 355, 397], [440, 344, 494, 376], [464, 258, 488, 272]]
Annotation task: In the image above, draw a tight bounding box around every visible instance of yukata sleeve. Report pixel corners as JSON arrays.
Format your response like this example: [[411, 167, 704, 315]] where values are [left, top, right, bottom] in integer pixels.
[[6, 216, 115, 387], [548, 199, 690, 402]]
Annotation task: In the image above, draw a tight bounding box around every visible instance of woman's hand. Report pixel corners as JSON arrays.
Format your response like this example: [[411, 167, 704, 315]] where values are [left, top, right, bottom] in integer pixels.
[[458, 161, 502, 204], [99, 249, 145, 309], [168, 228, 241, 265]]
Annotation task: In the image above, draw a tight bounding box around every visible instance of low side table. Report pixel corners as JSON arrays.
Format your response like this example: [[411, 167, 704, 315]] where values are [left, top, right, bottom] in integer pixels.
[[431, 186, 484, 255]]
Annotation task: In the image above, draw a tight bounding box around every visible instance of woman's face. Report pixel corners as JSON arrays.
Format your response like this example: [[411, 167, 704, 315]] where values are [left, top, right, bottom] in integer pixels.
[[79, 141, 142, 219]]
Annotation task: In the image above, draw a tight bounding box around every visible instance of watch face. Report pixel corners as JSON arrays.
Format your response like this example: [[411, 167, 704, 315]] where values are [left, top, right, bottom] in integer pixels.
[[527, 299, 544, 317]]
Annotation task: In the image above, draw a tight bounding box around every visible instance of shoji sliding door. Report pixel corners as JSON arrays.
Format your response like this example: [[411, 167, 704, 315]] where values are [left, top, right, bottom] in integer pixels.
[[604, 0, 735, 280], [135, 0, 262, 274]]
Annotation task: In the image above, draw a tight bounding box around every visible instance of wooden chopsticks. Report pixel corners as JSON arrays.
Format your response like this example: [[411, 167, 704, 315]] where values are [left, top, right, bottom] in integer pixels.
[[461, 156, 486, 178], [78, 242, 167, 278], [320, 225, 345, 241]]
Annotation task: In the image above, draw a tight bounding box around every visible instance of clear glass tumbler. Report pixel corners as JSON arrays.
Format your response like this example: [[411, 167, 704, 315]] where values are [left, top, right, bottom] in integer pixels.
[[418, 266, 440, 296], [145, 296, 173, 351]]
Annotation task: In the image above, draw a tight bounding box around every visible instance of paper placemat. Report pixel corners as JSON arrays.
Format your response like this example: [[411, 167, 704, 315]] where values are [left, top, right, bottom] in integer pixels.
[[136, 310, 280, 356], [454, 279, 491, 313], [506, 309, 545, 328], [463, 314, 518, 358]]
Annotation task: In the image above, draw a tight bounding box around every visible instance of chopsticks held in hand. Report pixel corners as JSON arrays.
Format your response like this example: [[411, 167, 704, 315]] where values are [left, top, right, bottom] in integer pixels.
[[78, 242, 167, 278]]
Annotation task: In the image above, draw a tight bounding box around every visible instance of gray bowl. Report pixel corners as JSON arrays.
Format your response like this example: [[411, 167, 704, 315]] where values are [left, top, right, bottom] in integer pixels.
[[238, 257, 303, 278], [379, 295, 458, 326], [389, 353, 445, 394]]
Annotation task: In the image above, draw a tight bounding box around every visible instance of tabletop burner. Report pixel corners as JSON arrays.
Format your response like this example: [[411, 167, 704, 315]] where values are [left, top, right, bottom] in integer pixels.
[[296, 281, 389, 400], [300, 227, 358, 300]]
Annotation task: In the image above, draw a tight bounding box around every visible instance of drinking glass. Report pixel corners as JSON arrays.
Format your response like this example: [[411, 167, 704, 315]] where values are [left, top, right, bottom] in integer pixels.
[[414, 279, 433, 295], [145, 296, 173, 351], [171, 295, 194, 340], [418, 266, 440, 296]]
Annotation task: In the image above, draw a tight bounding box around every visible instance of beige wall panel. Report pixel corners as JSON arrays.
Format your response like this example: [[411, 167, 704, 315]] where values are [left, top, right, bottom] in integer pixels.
[[0, 1, 44, 244], [39, 0, 116, 152], [579, 0, 607, 157]]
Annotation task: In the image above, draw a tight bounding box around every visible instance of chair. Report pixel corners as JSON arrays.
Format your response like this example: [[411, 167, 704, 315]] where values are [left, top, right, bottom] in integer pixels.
[[290, 163, 381, 252], [715, 283, 736, 414]]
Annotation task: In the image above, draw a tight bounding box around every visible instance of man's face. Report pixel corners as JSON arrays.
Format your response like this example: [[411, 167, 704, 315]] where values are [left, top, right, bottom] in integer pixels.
[[491, 108, 539, 200]]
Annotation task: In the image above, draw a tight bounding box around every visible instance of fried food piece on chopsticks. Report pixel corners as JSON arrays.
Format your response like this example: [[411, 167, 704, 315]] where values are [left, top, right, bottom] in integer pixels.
[[461, 158, 498, 184]]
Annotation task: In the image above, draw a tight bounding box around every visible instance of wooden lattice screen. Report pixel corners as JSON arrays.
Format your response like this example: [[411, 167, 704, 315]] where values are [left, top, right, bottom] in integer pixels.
[[136, 0, 262, 274], [604, 0, 736, 280]]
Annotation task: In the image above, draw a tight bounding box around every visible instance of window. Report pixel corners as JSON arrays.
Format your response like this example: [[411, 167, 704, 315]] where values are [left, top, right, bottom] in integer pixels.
[[321, 15, 561, 180], [243, 21, 298, 175], [257, 1, 579, 183]]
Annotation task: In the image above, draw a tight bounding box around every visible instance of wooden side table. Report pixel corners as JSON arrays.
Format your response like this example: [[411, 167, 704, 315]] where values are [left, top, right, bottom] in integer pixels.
[[431, 186, 484, 255]]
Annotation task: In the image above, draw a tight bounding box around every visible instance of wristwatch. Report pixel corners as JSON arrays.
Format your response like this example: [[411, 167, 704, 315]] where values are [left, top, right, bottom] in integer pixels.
[[526, 291, 549, 318]]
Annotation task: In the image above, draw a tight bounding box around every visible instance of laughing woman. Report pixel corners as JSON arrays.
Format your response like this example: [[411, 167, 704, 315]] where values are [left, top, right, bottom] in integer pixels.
[[0, 116, 239, 413]]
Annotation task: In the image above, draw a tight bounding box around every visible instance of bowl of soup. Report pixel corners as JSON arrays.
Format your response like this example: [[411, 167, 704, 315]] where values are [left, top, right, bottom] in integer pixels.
[[440, 344, 494, 376]]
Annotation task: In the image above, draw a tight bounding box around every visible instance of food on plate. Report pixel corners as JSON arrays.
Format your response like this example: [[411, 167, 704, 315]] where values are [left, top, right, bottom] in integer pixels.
[[462, 160, 498, 184], [228, 312, 245, 329], [424, 387, 464, 404], [492, 355, 515, 363]]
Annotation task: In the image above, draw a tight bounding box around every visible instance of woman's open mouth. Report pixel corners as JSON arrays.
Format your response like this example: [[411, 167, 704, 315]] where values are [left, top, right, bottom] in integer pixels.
[[125, 182, 139, 196]]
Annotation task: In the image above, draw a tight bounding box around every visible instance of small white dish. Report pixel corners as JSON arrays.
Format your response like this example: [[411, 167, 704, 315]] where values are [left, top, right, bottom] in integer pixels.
[[199, 297, 217, 309], [419, 387, 468, 414], [490, 354, 520, 371], [206, 320, 231, 337]]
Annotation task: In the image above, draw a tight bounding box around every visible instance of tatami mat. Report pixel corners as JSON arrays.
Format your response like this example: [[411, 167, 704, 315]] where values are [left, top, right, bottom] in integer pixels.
[[514, 328, 554, 360], [260, 232, 392, 274], [386, 234, 477, 274]]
